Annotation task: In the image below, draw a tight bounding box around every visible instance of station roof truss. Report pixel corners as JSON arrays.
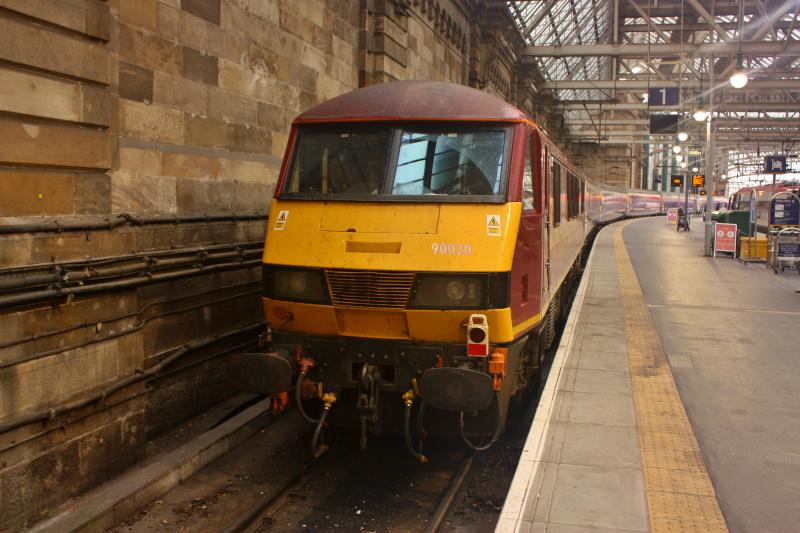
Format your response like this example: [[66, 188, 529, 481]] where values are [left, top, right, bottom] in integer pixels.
[[506, 0, 800, 184]]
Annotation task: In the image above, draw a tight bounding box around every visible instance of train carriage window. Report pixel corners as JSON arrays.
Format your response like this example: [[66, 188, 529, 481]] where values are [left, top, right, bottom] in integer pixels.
[[551, 158, 561, 227], [580, 180, 585, 214], [522, 135, 534, 211]]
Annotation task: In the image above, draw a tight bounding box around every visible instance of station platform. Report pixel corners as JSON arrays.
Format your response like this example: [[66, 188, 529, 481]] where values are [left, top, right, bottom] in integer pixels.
[[497, 217, 800, 533]]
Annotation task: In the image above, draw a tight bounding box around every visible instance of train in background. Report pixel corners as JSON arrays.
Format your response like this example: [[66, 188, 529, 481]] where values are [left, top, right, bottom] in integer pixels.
[[231, 81, 724, 460], [729, 182, 800, 230]]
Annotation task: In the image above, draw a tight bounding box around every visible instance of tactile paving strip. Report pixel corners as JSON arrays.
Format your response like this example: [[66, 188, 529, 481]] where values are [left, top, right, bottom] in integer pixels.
[[614, 224, 728, 533]]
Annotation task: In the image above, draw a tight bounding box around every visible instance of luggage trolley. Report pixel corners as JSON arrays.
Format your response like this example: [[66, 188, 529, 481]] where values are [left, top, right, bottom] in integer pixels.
[[770, 227, 800, 275]]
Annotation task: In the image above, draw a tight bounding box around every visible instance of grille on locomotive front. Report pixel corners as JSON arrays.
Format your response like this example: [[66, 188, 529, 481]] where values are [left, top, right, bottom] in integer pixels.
[[325, 269, 415, 309]]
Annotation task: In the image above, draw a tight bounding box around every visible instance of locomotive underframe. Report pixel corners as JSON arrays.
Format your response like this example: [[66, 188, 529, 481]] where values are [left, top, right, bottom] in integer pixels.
[[272, 331, 529, 437]]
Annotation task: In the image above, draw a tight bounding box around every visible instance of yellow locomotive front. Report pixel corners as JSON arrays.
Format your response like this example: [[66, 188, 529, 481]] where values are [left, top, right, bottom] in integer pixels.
[[235, 81, 533, 455]]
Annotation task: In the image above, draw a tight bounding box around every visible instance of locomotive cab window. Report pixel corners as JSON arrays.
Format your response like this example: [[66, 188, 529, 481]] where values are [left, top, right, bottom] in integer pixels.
[[282, 124, 511, 202], [285, 128, 391, 195], [393, 129, 507, 197]]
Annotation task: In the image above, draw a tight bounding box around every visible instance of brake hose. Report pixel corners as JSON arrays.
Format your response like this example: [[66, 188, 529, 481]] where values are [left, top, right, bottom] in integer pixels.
[[310, 393, 336, 458], [459, 391, 502, 452], [403, 391, 428, 463], [295, 371, 319, 424]]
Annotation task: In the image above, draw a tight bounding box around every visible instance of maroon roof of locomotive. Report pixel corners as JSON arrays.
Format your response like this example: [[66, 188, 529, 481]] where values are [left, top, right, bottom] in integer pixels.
[[293, 80, 528, 124]]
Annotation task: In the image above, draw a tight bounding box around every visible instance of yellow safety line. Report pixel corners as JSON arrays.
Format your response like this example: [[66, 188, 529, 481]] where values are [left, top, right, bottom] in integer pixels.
[[613, 222, 728, 533]]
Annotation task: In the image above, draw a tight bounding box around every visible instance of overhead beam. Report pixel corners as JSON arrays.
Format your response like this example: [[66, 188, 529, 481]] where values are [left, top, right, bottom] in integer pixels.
[[567, 118, 800, 128], [543, 79, 800, 90], [620, 21, 798, 32], [685, 0, 731, 40], [751, 0, 800, 41], [560, 102, 800, 112], [521, 41, 800, 57]]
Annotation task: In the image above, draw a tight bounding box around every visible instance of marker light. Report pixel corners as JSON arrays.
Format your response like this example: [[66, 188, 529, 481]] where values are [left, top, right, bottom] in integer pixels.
[[467, 314, 489, 357]]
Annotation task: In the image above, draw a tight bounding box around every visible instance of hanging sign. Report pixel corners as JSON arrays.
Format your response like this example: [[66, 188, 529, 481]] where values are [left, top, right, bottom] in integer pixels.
[[648, 87, 680, 106], [671, 175, 683, 187], [764, 155, 787, 174], [713, 223, 737, 257], [769, 193, 800, 225], [692, 174, 705, 187]]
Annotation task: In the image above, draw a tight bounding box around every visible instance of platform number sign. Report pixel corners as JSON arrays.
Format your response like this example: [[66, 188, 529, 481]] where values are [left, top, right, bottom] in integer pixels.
[[648, 87, 679, 106], [671, 175, 684, 187], [764, 155, 787, 174]]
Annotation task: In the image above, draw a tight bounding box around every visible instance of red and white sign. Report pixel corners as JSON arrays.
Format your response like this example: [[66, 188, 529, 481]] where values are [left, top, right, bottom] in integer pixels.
[[667, 208, 678, 224], [714, 222, 737, 256]]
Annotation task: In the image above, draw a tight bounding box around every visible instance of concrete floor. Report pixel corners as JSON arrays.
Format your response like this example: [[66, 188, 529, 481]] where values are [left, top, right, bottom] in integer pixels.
[[624, 217, 800, 533]]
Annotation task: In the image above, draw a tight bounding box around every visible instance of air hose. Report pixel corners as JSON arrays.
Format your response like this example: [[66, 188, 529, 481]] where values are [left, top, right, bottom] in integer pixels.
[[310, 392, 336, 458], [295, 371, 319, 424], [402, 390, 428, 463], [459, 391, 502, 452]]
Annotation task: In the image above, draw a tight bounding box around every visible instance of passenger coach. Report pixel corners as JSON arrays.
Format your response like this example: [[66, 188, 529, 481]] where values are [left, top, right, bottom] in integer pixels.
[[235, 81, 610, 457]]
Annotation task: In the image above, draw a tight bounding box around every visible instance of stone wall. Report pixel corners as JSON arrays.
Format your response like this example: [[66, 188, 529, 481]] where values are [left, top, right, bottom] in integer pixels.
[[0, 0, 624, 528]]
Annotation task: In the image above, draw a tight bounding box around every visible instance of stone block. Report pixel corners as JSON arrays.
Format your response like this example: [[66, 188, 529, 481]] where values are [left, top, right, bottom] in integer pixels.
[[181, 0, 220, 25], [120, 100, 183, 144], [0, 0, 110, 41], [233, 181, 275, 211], [73, 173, 112, 214], [226, 123, 270, 154], [270, 131, 290, 158], [119, 23, 181, 75], [0, 170, 75, 216], [176, 177, 235, 212], [184, 114, 227, 149], [81, 84, 113, 127], [119, 147, 162, 178], [227, 0, 279, 25], [0, 16, 110, 83], [30, 230, 136, 264], [0, 439, 82, 528], [162, 151, 220, 179], [119, 62, 154, 104], [178, 7, 214, 51], [208, 88, 258, 124], [218, 157, 279, 183], [111, 172, 177, 214], [181, 46, 218, 85], [157, 1, 180, 35], [0, 119, 112, 170], [256, 102, 288, 132], [153, 71, 208, 115], [0, 67, 81, 123], [291, 62, 319, 92], [86, 0, 113, 41], [118, 0, 158, 31], [0, 235, 32, 266]]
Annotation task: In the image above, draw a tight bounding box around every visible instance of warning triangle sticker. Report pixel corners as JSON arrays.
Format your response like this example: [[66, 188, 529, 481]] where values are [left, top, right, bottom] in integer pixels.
[[277, 212, 287, 222], [486, 214, 501, 236]]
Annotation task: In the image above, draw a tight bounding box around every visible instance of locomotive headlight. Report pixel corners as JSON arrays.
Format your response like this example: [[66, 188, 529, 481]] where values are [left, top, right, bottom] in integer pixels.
[[446, 280, 466, 301], [263, 265, 329, 303], [411, 274, 490, 308]]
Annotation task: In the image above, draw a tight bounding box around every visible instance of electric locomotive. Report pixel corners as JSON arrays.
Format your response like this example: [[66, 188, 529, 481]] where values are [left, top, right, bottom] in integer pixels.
[[233, 81, 600, 458]]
